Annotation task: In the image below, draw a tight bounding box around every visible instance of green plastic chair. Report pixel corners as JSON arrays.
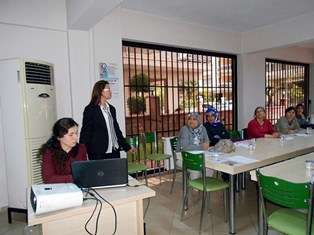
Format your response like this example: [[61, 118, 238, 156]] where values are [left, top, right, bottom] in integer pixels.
[[170, 136, 181, 194], [181, 151, 229, 234], [125, 136, 148, 185], [256, 169, 314, 235], [141, 131, 172, 183]]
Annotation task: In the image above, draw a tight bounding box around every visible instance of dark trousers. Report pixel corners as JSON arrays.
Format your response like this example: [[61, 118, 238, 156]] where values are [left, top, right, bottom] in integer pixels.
[[88, 150, 120, 160]]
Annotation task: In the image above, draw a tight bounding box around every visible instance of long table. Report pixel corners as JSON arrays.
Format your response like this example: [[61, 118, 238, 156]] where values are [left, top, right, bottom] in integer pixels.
[[27, 178, 155, 235], [252, 152, 314, 235], [177, 133, 314, 234]]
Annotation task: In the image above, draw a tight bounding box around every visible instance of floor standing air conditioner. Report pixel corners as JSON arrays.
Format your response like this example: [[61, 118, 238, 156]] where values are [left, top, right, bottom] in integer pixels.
[[0, 58, 56, 221]]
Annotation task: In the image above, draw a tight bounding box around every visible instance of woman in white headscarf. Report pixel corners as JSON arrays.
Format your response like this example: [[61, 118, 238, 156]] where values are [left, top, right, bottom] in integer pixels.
[[176, 112, 210, 152], [176, 112, 212, 179]]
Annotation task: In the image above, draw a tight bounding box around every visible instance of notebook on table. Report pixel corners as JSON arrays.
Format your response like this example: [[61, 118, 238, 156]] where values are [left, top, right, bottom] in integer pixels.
[[71, 158, 128, 189]]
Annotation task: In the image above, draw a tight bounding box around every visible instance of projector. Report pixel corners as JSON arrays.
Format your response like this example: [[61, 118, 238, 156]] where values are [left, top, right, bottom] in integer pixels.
[[30, 183, 83, 215]]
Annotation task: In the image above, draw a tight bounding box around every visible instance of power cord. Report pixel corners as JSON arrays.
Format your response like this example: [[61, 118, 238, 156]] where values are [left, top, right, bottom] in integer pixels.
[[82, 189, 102, 235], [89, 188, 117, 235]]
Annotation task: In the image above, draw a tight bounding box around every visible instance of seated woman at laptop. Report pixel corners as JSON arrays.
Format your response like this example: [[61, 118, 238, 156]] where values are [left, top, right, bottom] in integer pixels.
[[39, 118, 87, 183]]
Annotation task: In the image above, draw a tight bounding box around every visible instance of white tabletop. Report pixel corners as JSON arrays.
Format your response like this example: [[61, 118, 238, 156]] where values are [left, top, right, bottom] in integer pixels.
[[178, 133, 314, 175], [250, 152, 314, 183]]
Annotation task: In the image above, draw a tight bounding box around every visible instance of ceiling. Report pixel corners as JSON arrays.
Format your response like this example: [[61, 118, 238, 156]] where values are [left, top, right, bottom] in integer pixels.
[[67, 0, 314, 48], [121, 0, 314, 33], [120, 0, 314, 48]]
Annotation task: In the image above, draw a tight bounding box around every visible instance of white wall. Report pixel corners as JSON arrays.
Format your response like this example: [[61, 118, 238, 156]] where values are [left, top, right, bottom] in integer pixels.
[[0, 0, 71, 208]]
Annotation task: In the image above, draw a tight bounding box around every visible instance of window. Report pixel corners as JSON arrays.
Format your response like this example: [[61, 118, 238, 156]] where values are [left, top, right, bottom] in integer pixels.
[[265, 59, 309, 124], [123, 41, 237, 139]]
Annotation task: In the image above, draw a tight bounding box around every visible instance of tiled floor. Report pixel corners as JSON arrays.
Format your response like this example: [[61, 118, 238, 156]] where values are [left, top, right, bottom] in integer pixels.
[[0, 172, 283, 235]]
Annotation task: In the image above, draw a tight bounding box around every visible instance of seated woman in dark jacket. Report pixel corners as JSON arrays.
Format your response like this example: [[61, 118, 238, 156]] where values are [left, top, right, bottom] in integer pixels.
[[203, 107, 230, 146]]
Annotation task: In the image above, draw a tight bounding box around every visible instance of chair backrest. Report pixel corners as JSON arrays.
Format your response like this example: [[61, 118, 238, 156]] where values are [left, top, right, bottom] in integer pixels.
[[256, 169, 311, 209], [125, 136, 139, 161], [228, 130, 240, 139], [170, 136, 178, 155], [141, 131, 158, 155], [181, 151, 205, 172]]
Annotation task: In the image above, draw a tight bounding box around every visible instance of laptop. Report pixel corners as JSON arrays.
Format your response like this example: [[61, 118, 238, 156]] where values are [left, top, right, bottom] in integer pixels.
[[71, 158, 128, 189]]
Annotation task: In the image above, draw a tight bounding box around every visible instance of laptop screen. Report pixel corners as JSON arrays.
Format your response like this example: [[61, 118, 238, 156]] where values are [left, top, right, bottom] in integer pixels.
[[71, 158, 128, 189]]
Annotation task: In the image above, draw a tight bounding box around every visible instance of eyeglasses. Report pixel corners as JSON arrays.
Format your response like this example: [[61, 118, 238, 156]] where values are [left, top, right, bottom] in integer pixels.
[[103, 88, 112, 93]]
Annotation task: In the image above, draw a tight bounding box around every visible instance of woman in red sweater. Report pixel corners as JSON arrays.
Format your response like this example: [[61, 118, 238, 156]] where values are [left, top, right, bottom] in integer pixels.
[[40, 118, 87, 183], [247, 106, 280, 139]]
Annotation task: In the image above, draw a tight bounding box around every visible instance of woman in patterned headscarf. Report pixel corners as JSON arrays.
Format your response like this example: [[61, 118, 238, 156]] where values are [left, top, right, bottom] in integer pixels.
[[176, 112, 210, 152], [203, 108, 230, 146], [176, 112, 211, 179]]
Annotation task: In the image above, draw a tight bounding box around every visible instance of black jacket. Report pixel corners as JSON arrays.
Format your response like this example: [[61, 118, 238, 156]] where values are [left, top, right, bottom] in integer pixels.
[[79, 104, 131, 156]]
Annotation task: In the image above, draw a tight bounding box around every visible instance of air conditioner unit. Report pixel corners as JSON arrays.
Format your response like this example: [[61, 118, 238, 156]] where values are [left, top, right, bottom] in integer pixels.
[[0, 57, 56, 220]]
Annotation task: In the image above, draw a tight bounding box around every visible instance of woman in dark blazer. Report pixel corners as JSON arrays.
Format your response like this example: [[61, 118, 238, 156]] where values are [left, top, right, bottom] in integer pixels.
[[80, 80, 136, 160]]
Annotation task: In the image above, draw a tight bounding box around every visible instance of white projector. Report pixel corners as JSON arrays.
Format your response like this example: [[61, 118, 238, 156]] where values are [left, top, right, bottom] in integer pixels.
[[30, 183, 83, 215]]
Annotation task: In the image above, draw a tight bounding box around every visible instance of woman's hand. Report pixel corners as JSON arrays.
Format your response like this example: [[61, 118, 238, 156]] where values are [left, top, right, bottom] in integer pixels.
[[129, 147, 137, 154], [202, 141, 210, 150]]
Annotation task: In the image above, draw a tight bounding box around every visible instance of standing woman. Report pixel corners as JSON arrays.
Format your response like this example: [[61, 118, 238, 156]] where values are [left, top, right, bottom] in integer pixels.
[[275, 106, 300, 134], [80, 80, 136, 160], [40, 118, 87, 183], [247, 106, 280, 138]]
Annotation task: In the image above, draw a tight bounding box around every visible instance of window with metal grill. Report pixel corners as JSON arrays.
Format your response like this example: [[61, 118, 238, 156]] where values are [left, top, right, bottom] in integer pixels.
[[265, 59, 309, 124], [123, 41, 237, 139]]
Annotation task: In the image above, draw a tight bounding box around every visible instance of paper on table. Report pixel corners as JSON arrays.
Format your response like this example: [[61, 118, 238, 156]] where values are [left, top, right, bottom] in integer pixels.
[[221, 156, 260, 165]]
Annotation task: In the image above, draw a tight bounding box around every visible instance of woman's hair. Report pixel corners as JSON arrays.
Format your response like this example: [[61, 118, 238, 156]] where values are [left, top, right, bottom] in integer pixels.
[[285, 106, 296, 114], [296, 103, 305, 109], [89, 80, 109, 105], [38, 117, 79, 162], [254, 106, 266, 116]]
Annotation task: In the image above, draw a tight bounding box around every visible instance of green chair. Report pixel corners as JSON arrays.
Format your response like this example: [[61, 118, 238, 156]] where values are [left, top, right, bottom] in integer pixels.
[[170, 136, 181, 194], [256, 169, 314, 235], [181, 151, 229, 234], [141, 131, 172, 183], [125, 136, 148, 185]]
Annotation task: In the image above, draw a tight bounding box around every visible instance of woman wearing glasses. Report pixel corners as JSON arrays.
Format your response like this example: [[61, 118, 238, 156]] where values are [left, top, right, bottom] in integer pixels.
[[80, 80, 136, 160], [247, 106, 280, 139]]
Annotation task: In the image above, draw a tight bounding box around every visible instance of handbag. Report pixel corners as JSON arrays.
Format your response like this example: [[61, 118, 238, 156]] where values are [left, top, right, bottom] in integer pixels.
[[214, 139, 235, 153]]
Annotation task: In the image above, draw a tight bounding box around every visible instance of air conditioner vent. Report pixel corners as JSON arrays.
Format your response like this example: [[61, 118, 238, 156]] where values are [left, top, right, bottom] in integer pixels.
[[25, 62, 54, 85]]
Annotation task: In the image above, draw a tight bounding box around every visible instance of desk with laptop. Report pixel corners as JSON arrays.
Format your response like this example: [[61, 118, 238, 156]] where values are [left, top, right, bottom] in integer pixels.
[[177, 132, 314, 234], [28, 158, 155, 235]]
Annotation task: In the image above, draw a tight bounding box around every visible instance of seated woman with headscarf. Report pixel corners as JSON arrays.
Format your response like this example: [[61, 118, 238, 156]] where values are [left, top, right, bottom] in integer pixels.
[[247, 106, 280, 139], [176, 112, 212, 179], [203, 107, 230, 146]]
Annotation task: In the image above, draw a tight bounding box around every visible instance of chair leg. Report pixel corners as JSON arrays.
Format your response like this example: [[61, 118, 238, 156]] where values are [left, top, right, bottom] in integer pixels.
[[224, 188, 228, 222], [236, 174, 240, 192], [158, 160, 161, 183], [144, 170, 148, 186], [170, 167, 177, 194], [181, 186, 189, 220], [241, 172, 246, 189], [199, 191, 207, 234]]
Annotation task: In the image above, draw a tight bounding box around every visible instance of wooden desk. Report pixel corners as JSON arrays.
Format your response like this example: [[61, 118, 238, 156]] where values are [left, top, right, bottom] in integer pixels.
[[28, 178, 155, 235], [177, 133, 314, 234], [253, 153, 314, 235]]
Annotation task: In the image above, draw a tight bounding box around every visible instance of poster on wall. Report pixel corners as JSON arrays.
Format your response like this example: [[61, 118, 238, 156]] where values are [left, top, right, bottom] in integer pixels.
[[99, 62, 119, 95]]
